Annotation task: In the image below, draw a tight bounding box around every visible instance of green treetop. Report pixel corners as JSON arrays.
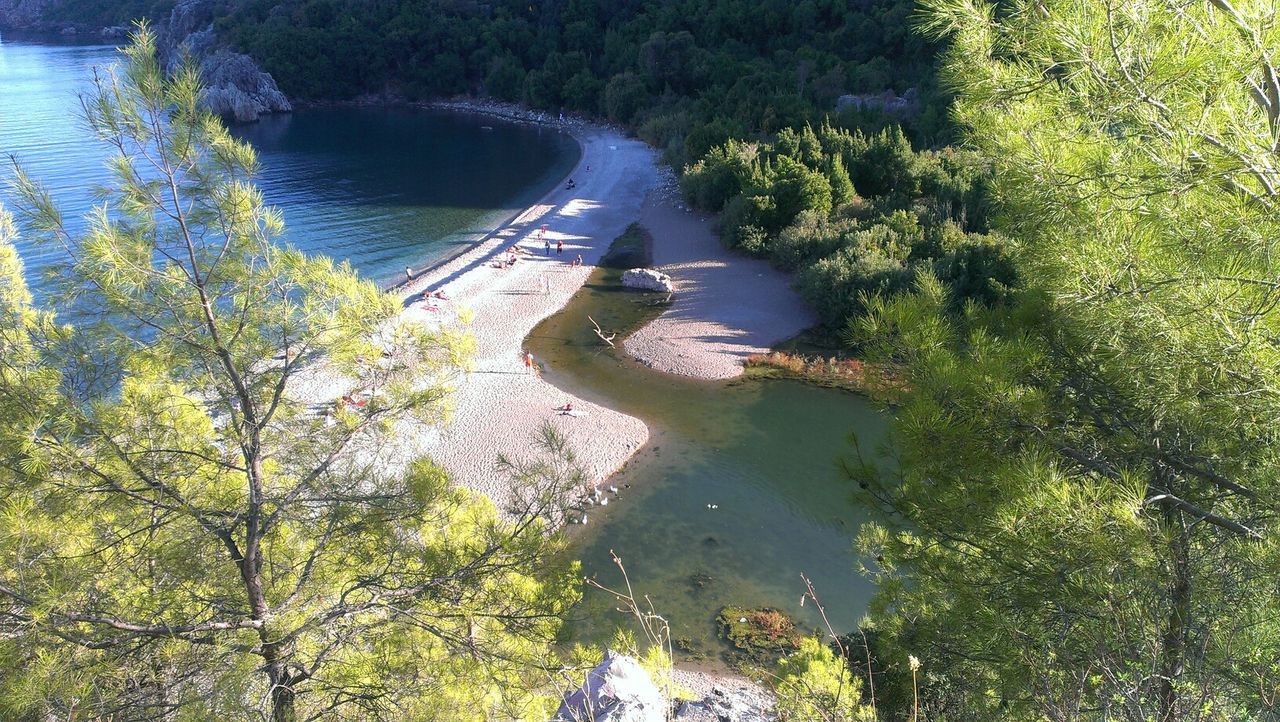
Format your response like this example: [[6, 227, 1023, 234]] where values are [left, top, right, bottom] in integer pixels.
[[851, 0, 1280, 719], [0, 27, 580, 721]]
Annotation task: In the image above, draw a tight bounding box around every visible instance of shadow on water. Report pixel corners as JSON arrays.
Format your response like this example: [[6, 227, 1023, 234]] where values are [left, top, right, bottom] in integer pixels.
[[0, 39, 581, 291], [526, 267, 887, 670]]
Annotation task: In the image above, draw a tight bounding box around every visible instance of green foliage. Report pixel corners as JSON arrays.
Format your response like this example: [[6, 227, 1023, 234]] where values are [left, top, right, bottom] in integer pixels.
[[603, 71, 649, 124], [0, 29, 579, 721], [210, 0, 948, 156], [796, 227, 914, 327], [682, 119, 1008, 331], [852, 0, 1280, 718], [681, 139, 761, 212], [773, 637, 873, 722]]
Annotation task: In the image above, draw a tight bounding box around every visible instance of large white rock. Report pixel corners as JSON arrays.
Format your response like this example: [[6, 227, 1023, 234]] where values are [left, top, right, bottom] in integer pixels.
[[554, 651, 666, 722], [622, 268, 675, 294]]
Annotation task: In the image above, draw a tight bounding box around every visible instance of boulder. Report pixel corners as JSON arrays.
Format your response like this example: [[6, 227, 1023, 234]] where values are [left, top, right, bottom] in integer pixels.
[[621, 268, 675, 294], [555, 650, 666, 722], [156, 0, 291, 122], [674, 688, 772, 721], [836, 88, 920, 117]]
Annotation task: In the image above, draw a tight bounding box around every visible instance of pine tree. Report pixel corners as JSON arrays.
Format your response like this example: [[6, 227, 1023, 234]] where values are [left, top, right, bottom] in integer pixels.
[[852, 1, 1280, 718], [0, 26, 580, 721]]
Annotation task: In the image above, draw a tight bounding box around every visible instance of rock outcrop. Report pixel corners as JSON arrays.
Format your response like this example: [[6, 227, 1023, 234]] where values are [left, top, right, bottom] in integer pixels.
[[156, 0, 290, 122], [622, 268, 675, 294], [555, 652, 777, 722], [555, 651, 667, 722], [837, 88, 920, 117], [673, 689, 772, 721]]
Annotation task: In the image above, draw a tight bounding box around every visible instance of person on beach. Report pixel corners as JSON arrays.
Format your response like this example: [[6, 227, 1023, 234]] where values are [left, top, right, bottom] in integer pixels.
[[576, 254, 584, 267], [556, 239, 564, 255], [557, 402, 574, 413], [524, 352, 535, 372], [544, 239, 551, 256], [405, 266, 414, 282]]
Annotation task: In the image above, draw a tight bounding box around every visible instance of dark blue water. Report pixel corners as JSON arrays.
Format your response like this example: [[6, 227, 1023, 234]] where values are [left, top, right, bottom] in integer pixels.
[[0, 38, 580, 289]]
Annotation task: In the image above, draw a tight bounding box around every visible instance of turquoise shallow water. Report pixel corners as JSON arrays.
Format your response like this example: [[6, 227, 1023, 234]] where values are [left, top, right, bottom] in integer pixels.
[[0, 38, 579, 290]]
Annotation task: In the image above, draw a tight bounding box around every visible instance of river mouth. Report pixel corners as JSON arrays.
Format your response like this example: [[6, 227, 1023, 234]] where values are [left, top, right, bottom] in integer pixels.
[[526, 266, 886, 671]]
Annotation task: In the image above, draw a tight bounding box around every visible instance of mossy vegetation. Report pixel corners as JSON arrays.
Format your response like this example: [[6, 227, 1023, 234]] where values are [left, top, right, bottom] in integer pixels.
[[599, 222, 653, 269], [717, 606, 804, 669]]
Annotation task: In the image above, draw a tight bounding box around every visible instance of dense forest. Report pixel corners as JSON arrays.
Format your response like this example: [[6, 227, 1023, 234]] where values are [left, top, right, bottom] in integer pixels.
[[214, 0, 949, 160]]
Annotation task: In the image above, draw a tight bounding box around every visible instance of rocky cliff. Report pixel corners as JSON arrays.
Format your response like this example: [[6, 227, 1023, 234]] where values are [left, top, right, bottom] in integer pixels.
[[156, 0, 290, 122], [0, 0, 288, 123]]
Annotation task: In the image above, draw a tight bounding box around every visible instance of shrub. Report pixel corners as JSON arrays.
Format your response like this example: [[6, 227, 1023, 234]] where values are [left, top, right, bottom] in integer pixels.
[[774, 637, 873, 721], [772, 211, 859, 271], [797, 243, 913, 326], [934, 233, 1018, 306], [681, 139, 760, 212]]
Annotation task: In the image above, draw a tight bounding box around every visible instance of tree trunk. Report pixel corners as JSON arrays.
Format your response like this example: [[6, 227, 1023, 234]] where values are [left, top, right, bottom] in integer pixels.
[[268, 660, 298, 722], [1156, 514, 1191, 722]]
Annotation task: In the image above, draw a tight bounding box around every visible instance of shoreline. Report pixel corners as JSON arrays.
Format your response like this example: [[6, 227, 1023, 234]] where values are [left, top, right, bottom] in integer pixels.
[[377, 98, 596, 294], [354, 119, 660, 504], [329, 99, 816, 501], [288, 102, 800, 703], [625, 168, 819, 381]]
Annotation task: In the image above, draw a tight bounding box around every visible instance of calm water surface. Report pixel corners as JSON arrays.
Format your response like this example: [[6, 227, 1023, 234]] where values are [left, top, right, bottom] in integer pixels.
[[0, 38, 579, 289], [528, 270, 886, 666]]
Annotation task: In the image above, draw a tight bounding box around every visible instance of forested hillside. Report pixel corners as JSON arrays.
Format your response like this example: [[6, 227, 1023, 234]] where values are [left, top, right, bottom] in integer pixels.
[[216, 0, 950, 160]]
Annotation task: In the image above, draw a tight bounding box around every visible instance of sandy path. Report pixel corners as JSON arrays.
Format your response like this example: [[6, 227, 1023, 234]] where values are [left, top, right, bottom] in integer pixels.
[[316, 127, 660, 503], [624, 171, 817, 380]]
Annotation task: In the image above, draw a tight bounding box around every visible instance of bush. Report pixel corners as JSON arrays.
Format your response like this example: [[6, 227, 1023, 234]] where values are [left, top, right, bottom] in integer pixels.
[[934, 233, 1018, 306], [774, 637, 873, 721], [772, 211, 859, 271], [797, 240, 913, 326], [681, 139, 760, 212], [764, 155, 833, 230]]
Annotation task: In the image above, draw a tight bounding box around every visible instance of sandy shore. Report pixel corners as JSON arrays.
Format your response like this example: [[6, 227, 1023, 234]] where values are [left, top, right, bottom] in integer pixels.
[[366, 125, 659, 503], [624, 169, 817, 380]]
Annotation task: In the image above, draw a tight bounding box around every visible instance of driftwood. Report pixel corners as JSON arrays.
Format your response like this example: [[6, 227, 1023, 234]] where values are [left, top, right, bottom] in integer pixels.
[[588, 315, 616, 347]]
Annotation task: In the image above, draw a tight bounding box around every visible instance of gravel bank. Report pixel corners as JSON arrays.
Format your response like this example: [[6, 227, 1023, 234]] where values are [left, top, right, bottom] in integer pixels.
[[624, 170, 817, 380]]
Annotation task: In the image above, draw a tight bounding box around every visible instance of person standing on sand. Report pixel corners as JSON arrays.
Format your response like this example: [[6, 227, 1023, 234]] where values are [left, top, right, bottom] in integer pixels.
[[556, 239, 564, 255], [544, 239, 551, 256], [524, 352, 535, 372], [405, 266, 413, 282]]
